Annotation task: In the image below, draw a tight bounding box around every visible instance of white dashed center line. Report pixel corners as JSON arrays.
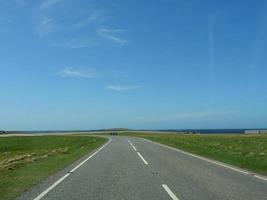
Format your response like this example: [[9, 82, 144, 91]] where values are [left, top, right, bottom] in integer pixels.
[[162, 184, 180, 200], [137, 152, 148, 165], [127, 139, 181, 199], [132, 145, 137, 151]]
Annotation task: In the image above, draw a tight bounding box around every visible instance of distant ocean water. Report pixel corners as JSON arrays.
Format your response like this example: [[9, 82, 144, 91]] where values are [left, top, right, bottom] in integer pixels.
[[156, 129, 267, 134], [178, 129, 244, 134]]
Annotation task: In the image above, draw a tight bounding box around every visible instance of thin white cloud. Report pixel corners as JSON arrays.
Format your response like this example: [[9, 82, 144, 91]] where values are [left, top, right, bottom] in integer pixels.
[[59, 68, 100, 78], [106, 85, 141, 91], [36, 17, 55, 37], [37, 8, 104, 34], [40, 0, 64, 10], [36, 1, 129, 47], [97, 28, 128, 45], [54, 38, 95, 49], [70, 11, 106, 31]]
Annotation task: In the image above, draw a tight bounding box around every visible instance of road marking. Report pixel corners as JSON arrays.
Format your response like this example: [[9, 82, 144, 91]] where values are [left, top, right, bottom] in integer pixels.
[[137, 152, 148, 165], [143, 138, 253, 176], [162, 184, 180, 200], [128, 140, 147, 164], [33, 139, 112, 200], [132, 145, 137, 151], [33, 174, 70, 200], [70, 139, 112, 173], [254, 175, 267, 181], [127, 139, 133, 146]]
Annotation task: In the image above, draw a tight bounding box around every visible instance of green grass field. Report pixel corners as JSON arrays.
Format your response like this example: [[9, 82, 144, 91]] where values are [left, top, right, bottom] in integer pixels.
[[0, 136, 107, 200], [120, 132, 267, 176]]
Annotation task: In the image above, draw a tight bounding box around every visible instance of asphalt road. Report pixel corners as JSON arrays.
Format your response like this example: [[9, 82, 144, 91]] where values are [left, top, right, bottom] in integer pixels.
[[17, 136, 267, 200]]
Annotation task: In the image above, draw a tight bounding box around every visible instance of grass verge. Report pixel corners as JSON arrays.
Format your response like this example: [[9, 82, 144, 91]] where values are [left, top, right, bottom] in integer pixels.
[[0, 135, 107, 200], [120, 132, 267, 176]]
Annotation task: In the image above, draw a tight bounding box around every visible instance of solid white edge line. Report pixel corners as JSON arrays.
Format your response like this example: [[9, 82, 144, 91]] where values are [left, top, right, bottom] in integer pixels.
[[33, 138, 112, 200], [70, 139, 112, 173], [254, 175, 267, 181], [33, 174, 70, 200], [162, 184, 180, 200], [142, 138, 267, 181], [137, 152, 148, 165]]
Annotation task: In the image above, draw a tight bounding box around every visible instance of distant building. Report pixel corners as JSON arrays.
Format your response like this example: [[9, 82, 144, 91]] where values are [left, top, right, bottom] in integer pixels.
[[259, 130, 267, 134], [244, 130, 267, 134]]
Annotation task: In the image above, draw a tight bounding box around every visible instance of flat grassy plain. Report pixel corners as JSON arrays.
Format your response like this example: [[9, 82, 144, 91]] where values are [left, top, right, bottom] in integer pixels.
[[121, 132, 267, 176], [0, 136, 107, 200]]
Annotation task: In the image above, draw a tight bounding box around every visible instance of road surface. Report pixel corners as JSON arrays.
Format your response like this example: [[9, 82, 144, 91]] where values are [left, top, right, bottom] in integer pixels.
[[17, 136, 267, 200]]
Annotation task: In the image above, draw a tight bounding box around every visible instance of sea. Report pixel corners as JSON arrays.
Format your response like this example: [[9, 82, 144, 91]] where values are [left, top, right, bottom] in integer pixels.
[[155, 129, 267, 134]]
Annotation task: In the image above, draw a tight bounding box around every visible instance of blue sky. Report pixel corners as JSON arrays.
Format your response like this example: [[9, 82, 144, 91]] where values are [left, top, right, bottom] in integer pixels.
[[0, 0, 267, 130]]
